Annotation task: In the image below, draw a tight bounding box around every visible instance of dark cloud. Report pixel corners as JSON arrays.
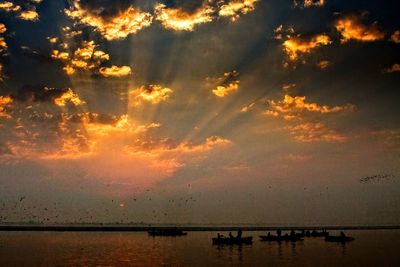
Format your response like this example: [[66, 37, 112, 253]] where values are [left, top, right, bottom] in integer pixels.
[[10, 85, 68, 103]]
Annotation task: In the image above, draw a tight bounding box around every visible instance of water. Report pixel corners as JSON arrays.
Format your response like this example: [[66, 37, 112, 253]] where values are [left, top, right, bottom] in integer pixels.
[[1, 230, 399, 266]]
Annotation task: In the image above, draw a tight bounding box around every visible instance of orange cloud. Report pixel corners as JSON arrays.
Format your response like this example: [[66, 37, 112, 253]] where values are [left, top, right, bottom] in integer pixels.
[[52, 41, 110, 75], [54, 88, 85, 107], [218, 0, 259, 22], [18, 10, 39, 21], [130, 85, 173, 105], [294, 0, 325, 8], [0, 64, 4, 81], [383, 64, 400, 73], [240, 102, 255, 113], [317, 60, 331, 69], [266, 94, 354, 120], [390, 30, 400, 44], [155, 3, 214, 31], [209, 70, 240, 97], [283, 34, 331, 61], [288, 122, 347, 143], [99, 65, 132, 77], [0, 95, 13, 118], [0, 23, 7, 54], [65, 0, 153, 40], [334, 14, 385, 43], [0, 1, 21, 12]]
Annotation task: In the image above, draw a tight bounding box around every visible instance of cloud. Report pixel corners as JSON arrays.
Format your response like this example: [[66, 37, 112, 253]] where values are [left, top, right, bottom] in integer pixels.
[[390, 30, 400, 44], [54, 88, 85, 107], [283, 33, 332, 61], [65, 0, 153, 40], [265, 94, 354, 120], [99, 65, 132, 77], [240, 102, 255, 113], [18, 10, 39, 21], [317, 60, 331, 69], [0, 95, 13, 118], [209, 70, 240, 97], [0, 23, 7, 54], [154, 3, 214, 31], [218, 0, 259, 22], [287, 122, 347, 143], [264, 94, 354, 143], [0, 1, 40, 21], [0, 1, 21, 12], [129, 85, 173, 105], [0, 64, 4, 81], [383, 64, 400, 73], [51, 41, 110, 75], [334, 14, 385, 43], [10, 85, 82, 106], [129, 136, 231, 154], [294, 0, 325, 8]]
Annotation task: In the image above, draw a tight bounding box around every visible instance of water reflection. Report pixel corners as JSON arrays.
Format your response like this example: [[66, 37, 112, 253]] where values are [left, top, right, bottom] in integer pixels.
[[0, 231, 399, 267]]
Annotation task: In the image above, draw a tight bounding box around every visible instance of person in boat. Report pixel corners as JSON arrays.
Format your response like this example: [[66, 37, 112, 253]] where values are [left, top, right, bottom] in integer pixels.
[[217, 233, 221, 239], [267, 232, 271, 237], [229, 232, 234, 239], [340, 231, 346, 238], [237, 229, 242, 239], [277, 229, 282, 237], [290, 230, 295, 238]]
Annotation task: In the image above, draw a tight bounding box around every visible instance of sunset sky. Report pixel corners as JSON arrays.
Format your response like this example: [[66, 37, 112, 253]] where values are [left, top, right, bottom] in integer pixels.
[[0, 0, 399, 226]]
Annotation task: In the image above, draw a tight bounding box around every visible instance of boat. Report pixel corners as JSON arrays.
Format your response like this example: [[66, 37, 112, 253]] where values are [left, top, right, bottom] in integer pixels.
[[325, 235, 355, 243], [148, 228, 187, 236], [259, 235, 303, 242], [212, 236, 253, 245]]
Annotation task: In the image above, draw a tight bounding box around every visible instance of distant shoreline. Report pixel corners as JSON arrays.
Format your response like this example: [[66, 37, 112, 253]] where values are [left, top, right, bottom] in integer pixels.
[[1, 225, 399, 232]]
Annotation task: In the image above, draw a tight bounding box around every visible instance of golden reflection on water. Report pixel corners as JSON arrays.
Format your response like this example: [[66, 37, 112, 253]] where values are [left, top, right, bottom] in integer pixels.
[[0, 231, 399, 266]]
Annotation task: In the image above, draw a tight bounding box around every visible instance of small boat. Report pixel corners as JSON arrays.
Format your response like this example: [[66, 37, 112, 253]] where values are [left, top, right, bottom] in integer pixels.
[[212, 236, 253, 245], [259, 235, 303, 242], [148, 228, 187, 236], [310, 230, 329, 238], [325, 235, 355, 243]]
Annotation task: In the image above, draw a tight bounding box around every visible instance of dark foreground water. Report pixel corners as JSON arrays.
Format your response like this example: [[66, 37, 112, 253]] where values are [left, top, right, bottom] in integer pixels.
[[1, 230, 400, 266]]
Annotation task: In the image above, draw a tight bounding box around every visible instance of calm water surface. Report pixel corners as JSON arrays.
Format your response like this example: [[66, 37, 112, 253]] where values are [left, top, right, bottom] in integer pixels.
[[1, 230, 400, 266]]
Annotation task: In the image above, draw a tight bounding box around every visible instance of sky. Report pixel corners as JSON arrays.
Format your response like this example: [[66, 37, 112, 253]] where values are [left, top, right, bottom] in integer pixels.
[[0, 0, 399, 226]]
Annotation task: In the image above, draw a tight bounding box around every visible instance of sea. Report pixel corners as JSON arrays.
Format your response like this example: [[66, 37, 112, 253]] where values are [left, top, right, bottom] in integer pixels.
[[1, 230, 400, 266]]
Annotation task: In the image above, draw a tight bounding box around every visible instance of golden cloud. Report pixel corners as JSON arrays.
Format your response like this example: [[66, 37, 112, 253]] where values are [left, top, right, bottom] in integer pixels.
[[213, 82, 240, 97], [240, 102, 255, 113], [52, 41, 110, 75], [18, 10, 39, 21], [130, 85, 173, 105], [383, 64, 400, 73], [294, 0, 325, 8], [0, 23, 6, 34], [0, 95, 13, 118], [266, 94, 354, 120], [65, 0, 153, 40], [0, 1, 21, 12], [218, 0, 259, 22], [99, 65, 132, 77], [334, 14, 385, 43], [283, 34, 331, 61], [155, 3, 214, 31], [0, 64, 4, 81], [288, 122, 347, 143], [209, 70, 240, 97], [317, 60, 331, 69], [0, 23, 7, 54], [54, 88, 85, 107], [390, 30, 400, 44], [264, 94, 353, 143]]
